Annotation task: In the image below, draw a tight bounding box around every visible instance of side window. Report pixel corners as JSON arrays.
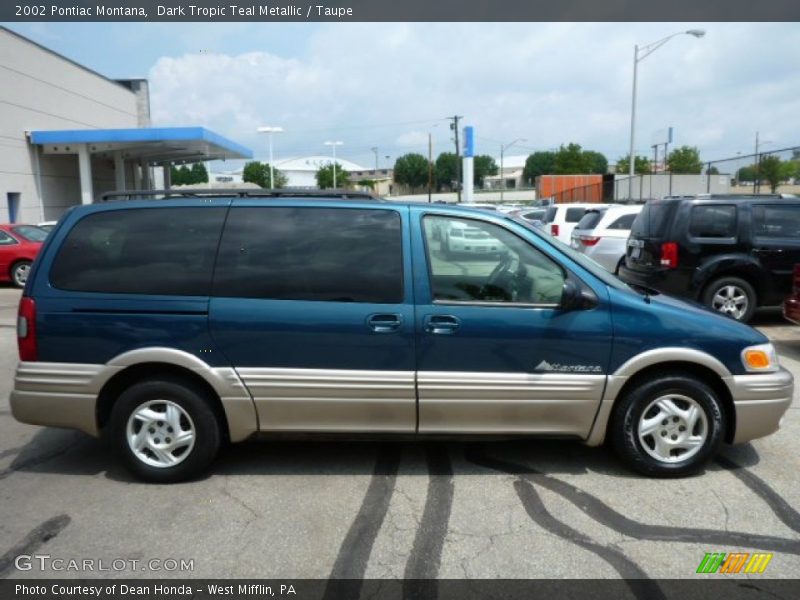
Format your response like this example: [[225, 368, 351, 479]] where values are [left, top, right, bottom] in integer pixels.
[[688, 205, 737, 239], [50, 208, 226, 295], [423, 215, 565, 305], [213, 207, 403, 303], [607, 214, 637, 230], [0, 231, 17, 245], [753, 205, 800, 239]]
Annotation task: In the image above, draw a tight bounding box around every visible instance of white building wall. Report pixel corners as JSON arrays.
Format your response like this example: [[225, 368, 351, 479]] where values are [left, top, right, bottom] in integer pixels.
[[0, 28, 140, 222]]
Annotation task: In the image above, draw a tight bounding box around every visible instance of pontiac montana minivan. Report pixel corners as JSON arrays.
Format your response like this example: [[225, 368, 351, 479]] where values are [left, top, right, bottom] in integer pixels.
[[11, 191, 794, 482]]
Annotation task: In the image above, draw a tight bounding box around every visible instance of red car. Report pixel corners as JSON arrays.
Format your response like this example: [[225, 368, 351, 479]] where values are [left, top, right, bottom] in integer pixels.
[[0, 224, 48, 288]]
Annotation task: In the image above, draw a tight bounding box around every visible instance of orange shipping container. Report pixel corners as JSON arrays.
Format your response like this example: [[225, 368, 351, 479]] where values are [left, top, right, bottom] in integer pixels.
[[536, 174, 603, 203]]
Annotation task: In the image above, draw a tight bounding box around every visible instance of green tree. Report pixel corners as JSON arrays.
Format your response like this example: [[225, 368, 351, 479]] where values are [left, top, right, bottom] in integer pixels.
[[522, 151, 556, 185], [189, 162, 208, 184], [242, 161, 287, 188], [706, 165, 720, 175], [394, 153, 431, 190], [667, 146, 703, 174], [759, 156, 795, 193], [583, 150, 609, 174], [435, 152, 458, 191], [736, 165, 756, 183], [473, 155, 498, 187], [170, 165, 192, 185], [357, 178, 376, 190], [616, 154, 650, 175], [315, 163, 349, 189], [554, 143, 588, 174]]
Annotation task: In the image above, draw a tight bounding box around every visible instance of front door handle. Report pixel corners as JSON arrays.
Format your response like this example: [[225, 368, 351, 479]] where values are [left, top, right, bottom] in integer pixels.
[[367, 313, 402, 333], [425, 315, 460, 335], [753, 248, 784, 254]]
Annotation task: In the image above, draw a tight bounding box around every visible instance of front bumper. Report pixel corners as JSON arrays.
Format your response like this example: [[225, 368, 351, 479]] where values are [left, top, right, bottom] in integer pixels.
[[726, 367, 794, 444]]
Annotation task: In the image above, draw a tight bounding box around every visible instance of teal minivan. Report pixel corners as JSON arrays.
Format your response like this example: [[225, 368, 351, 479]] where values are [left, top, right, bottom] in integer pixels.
[[11, 191, 794, 482]]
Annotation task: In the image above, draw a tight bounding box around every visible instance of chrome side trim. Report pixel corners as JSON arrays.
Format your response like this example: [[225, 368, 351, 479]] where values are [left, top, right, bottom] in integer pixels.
[[585, 348, 733, 447], [417, 371, 605, 435], [237, 367, 416, 432]]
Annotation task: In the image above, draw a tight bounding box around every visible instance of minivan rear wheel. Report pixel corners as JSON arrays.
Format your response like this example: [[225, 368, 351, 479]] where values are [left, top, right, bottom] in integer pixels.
[[610, 374, 725, 477], [110, 378, 221, 483], [703, 276, 756, 322]]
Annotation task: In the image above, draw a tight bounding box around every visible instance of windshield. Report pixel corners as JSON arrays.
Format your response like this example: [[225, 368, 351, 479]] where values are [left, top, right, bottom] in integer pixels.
[[12, 225, 49, 242], [509, 215, 634, 292]]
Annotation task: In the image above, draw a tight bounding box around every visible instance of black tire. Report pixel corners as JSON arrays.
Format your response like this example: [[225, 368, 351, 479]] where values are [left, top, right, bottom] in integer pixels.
[[702, 276, 757, 323], [109, 377, 221, 483], [610, 373, 725, 477], [10, 260, 31, 288]]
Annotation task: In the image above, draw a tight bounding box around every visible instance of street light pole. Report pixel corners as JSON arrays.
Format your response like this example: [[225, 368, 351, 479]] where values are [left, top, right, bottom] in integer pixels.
[[257, 126, 283, 189], [499, 138, 526, 203], [324, 141, 343, 189], [627, 29, 705, 199]]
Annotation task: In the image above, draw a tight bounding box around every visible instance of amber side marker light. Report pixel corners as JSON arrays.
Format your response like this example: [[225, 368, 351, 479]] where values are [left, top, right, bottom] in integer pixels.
[[743, 349, 771, 370]]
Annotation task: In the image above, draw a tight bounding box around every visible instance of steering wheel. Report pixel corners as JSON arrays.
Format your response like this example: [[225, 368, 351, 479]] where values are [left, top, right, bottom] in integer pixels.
[[481, 252, 519, 301]]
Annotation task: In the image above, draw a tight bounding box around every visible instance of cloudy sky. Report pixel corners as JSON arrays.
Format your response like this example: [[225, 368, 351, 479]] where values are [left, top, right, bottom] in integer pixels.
[[6, 22, 800, 169]]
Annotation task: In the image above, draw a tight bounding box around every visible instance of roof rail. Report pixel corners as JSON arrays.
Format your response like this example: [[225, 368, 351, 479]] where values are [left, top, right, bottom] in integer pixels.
[[99, 188, 380, 202]]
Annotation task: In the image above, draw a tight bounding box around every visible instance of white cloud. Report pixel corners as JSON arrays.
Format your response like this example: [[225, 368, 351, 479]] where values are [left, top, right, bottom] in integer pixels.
[[148, 23, 800, 167]]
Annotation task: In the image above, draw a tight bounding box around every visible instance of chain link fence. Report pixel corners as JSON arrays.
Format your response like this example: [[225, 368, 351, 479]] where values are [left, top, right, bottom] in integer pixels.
[[546, 145, 800, 203]]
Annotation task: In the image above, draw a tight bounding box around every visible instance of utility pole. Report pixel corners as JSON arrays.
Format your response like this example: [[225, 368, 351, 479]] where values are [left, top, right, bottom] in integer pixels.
[[371, 147, 379, 172], [428, 133, 433, 203], [450, 115, 462, 202]]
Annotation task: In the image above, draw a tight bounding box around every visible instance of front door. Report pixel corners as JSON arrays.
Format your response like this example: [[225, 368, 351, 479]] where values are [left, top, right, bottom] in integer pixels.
[[208, 203, 416, 433], [412, 209, 612, 436]]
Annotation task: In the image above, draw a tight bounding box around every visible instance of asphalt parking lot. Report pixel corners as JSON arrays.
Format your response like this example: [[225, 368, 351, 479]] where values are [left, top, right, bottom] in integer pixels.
[[0, 287, 798, 582]]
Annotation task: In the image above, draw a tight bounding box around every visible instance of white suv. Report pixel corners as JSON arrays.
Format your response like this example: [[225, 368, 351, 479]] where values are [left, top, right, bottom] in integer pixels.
[[541, 203, 599, 244], [570, 204, 643, 273]]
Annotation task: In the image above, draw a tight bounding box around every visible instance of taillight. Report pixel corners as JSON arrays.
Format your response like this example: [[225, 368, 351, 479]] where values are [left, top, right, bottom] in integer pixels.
[[550, 224, 560, 237], [660, 242, 679, 269], [579, 236, 601, 246], [18, 297, 37, 361]]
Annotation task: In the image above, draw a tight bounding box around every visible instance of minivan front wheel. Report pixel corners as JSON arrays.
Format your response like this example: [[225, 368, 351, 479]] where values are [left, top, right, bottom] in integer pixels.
[[703, 277, 756, 322], [610, 374, 725, 477], [110, 378, 221, 483], [10, 261, 31, 288]]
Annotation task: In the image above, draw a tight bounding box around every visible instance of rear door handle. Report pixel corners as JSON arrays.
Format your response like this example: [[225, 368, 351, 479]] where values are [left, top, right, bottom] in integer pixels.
[[425, 315, 460, 335], [367, 313, 402, 333], [753, 248, 783, 254]]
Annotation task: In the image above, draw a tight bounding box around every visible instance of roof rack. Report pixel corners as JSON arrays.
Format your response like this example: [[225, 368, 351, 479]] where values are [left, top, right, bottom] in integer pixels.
[[100, 188, 380, 202]]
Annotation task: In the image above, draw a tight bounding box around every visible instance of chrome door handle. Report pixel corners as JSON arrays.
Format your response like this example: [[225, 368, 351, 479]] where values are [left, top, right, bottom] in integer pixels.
[[425, 315, 460, 335], [367, 314, 402, 333]]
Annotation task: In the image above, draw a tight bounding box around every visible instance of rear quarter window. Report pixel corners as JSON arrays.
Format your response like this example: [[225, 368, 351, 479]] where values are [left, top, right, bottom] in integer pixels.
[[575, 210, 604, 230], [565, 207, 587, 223], [606, 213, 637, 230], [50, 207, 227, 295], [543, 206, 557, 223]]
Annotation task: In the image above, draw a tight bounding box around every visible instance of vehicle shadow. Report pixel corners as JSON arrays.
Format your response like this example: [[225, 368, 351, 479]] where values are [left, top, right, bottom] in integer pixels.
[[4, 426, 760, 483]]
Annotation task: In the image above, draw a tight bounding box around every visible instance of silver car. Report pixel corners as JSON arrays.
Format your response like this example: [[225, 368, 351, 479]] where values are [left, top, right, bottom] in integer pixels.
[[571, 205, 643, 273]]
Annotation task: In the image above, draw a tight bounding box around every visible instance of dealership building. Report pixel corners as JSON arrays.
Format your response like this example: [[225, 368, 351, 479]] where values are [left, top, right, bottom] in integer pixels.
[[0, 27, 251, 223]]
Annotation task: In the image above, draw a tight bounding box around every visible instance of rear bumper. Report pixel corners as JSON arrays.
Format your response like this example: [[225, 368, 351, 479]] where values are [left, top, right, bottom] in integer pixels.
[[727, 368, 794, 444]]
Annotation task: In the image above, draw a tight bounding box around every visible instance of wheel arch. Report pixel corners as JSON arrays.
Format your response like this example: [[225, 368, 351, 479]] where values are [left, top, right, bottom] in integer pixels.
[[96, 348, 257, 443], [587, 349, 736, 446]]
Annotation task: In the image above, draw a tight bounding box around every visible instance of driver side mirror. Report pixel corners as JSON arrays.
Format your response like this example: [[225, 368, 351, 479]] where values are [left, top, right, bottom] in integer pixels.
[[560, 279, 597, 311]]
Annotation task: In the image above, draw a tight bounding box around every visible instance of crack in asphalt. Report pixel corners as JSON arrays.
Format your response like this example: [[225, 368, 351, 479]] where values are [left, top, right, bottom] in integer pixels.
[[715, 455, 800, 534], [323, 444, 402, 599], [0, 514, 71, 579], [0, 432, 88, 481]]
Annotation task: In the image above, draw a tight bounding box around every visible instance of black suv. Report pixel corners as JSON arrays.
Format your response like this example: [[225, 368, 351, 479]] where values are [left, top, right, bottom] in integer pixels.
[[619, 194, 800, 322]]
